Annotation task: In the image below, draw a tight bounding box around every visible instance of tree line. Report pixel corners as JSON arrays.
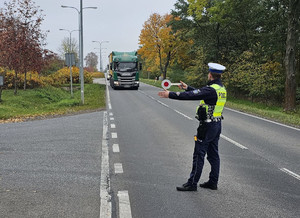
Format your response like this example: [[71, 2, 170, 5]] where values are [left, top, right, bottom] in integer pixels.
[[138, 0, 300, 111], [0, 0, 99, 96]]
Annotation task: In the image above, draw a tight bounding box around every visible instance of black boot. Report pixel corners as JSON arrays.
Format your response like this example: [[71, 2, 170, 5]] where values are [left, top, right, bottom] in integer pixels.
[[199, 181, 218, 190], [176, 183, 197, 191]]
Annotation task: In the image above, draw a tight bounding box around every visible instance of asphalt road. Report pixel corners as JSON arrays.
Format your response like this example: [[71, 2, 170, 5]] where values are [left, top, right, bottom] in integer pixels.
[[0, 112, 104, 217], [107, 82, 300, 218], [0, 79, 299, 218]]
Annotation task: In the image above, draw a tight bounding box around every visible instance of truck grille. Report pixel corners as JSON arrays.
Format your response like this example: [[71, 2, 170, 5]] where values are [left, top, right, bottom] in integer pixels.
[[118, 76, 135, 85]]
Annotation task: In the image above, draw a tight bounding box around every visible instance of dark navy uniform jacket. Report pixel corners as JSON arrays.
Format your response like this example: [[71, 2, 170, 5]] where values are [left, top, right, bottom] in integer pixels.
[[168, 79, 224, 105]]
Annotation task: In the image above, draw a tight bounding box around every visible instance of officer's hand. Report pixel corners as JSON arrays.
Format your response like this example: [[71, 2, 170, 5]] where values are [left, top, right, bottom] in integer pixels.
[[158, 89, 169, 98], [179, 81, 188, 90]]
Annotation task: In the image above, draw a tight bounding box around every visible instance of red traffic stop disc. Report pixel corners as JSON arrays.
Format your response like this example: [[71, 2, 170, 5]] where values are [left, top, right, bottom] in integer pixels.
[[161, 79, 171, 89]]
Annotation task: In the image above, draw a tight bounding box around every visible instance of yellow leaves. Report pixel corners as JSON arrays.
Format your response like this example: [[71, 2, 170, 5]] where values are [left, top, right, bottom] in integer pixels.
[[1, 67, 93, 89], [139, 13, 192, 77], [187, 0, 209, 20]]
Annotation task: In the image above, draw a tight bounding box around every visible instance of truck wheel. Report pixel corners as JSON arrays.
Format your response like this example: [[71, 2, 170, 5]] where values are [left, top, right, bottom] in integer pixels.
[[110, 78, 114, 89]]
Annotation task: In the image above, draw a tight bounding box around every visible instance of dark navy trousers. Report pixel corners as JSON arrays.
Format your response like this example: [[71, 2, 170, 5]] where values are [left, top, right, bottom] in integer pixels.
[[187, 121, 222, 187]]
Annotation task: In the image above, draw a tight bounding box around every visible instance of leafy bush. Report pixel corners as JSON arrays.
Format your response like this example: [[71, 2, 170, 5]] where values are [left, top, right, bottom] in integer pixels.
[[223, 51, 284, 103], [0, 67, 93, 89], [90, 72, 105, 78]]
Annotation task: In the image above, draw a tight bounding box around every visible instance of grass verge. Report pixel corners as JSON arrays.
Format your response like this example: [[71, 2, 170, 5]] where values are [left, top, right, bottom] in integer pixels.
[[141, 78, 300, 128], [0, 84, 105, 122]]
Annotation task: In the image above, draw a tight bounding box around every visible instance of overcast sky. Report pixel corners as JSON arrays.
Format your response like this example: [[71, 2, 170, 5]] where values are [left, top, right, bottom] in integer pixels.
[[1, 0, 178, 68]]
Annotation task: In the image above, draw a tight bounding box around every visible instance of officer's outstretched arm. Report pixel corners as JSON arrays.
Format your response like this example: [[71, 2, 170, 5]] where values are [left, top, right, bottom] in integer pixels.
[[158, 89, 170, 98]]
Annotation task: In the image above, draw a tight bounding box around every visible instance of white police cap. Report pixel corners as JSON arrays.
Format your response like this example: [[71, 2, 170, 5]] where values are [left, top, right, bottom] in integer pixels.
[[208, 63, 226, 73]]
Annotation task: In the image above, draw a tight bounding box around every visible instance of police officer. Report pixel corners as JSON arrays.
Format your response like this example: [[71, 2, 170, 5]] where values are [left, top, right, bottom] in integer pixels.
[[158, 63, 227, 191]]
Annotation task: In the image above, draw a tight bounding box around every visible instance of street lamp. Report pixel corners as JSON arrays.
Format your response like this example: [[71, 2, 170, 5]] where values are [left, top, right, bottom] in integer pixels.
[[61, 2, 97, 104], [92, 40, 109, 72], [59, 28, 79, 98]]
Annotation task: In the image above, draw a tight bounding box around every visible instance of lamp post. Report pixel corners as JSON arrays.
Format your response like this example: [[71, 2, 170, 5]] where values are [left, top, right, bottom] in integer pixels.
[[59, 28, 79, 98], [61, 3, 97, 104], [92, 41, 109, 72]]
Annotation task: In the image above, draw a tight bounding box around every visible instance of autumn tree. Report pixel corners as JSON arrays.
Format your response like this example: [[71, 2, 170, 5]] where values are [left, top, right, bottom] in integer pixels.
[[139, 13, 191, 79], [0, 0, 49, 93], [84, 52, 98, 71]]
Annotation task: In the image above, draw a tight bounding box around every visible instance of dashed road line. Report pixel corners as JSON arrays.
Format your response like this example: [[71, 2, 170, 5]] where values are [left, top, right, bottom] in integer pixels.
[[110, 117, 114, 121], [280, 168, 300, 181], [118, 191, 132, 218], [220, 134, 248, 150], [109, 112, 113, 116], [110, 124, 116, 129], [139, 90, 193, 120], [100, 111, 112, 218], [174, 109, 193, 120], [113, 144, 120, 153], [114, 163, 124, 174], [111, 132, 117, 139]]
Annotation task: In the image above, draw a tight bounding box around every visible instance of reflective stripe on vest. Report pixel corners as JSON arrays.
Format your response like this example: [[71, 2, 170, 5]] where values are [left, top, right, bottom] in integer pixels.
[[199, 84, 227, 118]]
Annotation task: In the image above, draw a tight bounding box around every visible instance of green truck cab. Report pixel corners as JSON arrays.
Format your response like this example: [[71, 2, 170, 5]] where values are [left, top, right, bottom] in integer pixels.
[[108, 51, 141, 90]]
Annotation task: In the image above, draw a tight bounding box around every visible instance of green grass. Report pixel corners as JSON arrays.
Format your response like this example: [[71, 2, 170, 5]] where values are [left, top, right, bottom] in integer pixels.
[[0, 84, 106, 121], [141, 78, 300, 128]]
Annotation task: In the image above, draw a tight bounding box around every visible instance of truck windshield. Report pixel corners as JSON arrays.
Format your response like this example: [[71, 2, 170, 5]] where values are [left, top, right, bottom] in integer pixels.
[[116, 62, 137, 72]]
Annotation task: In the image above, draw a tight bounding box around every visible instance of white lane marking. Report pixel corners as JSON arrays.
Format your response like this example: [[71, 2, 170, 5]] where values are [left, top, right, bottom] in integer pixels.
[[110, 124, 116, 129], [280, 168, 300, 181], [174, 109, 193, 120], [112, 132, 118, 139], [118, 191, 132, 218], [139, 90, 193, 120], [140, 89, 249, 149], [106, 83, 112, 110], [225, 107, 300, 131], [114, 163, 124, 174], [110, 117, 114, 121], [220, 134, 248, 150], [113, 144, 120, 153], [100, 111, 112, 218], [109, 112, 113, 116]]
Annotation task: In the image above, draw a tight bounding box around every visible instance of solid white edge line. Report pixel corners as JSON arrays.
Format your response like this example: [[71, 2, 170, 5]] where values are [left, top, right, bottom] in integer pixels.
[[225, 107, 300, 131], [220, 134, 248, 150], [280, 168, 300, 181], [106, 83, 112, 110], [118, 191, 132, 218], [113, 144, 120, 153], [114, 163, 124, 174], [100, 111, 112, 218]]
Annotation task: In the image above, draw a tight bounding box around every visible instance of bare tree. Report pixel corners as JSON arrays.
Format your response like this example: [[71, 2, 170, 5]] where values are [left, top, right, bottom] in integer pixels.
[[58, 37, 79, 63], [84, 52, 98, 71]]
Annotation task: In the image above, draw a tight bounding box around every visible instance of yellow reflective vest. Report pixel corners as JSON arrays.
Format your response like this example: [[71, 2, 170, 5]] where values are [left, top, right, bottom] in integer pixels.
[[199, 84, 227, 119]]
